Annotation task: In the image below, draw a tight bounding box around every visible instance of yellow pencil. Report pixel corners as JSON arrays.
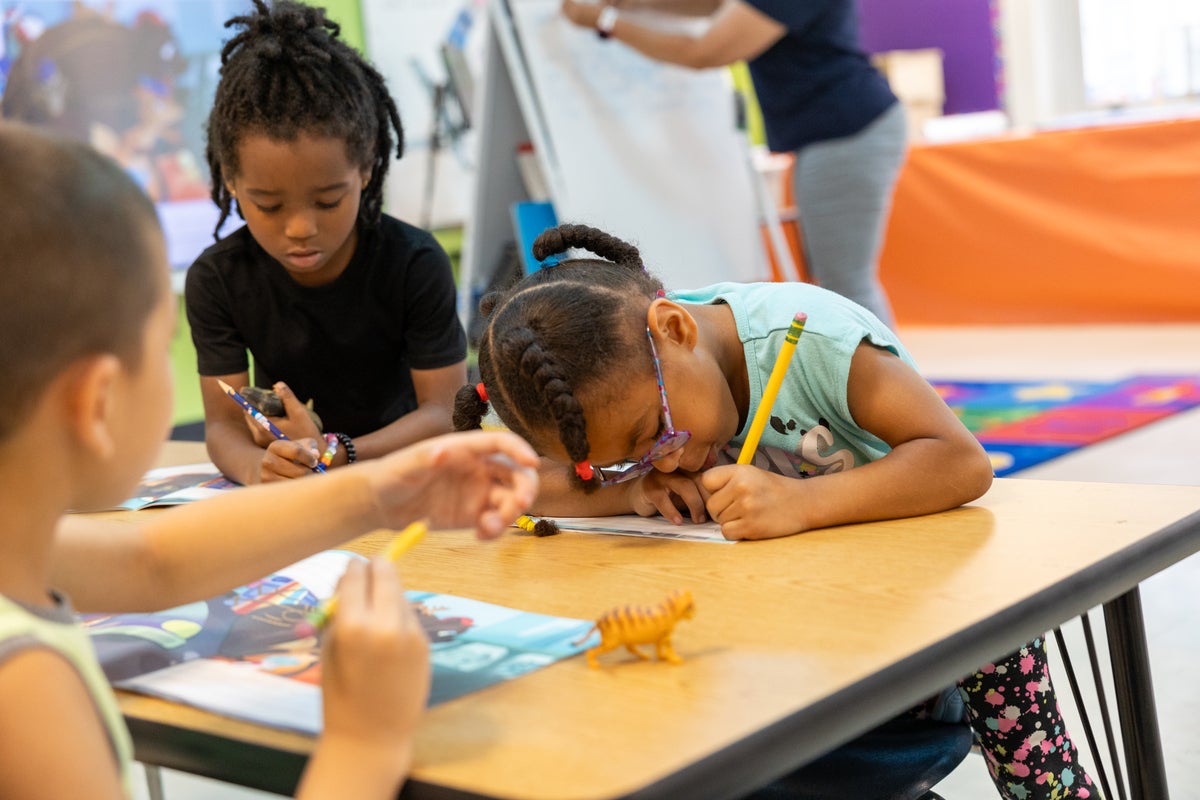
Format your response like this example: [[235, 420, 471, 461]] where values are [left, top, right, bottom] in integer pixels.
[[296, 521, 428, 635], [737, 312, 807, 465]]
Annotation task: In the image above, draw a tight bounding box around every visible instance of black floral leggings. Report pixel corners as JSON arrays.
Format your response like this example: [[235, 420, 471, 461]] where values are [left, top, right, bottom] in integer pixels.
[[958, 637, 1100, 799]]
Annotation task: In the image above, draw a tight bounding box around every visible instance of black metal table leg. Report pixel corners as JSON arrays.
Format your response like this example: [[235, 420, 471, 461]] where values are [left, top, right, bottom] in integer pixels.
[[1103, 586, 1170, 800]]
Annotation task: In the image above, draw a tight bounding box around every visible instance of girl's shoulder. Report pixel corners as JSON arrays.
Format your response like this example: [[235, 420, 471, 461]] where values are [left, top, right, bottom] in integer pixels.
[[674, 281, 913, 364], [672, 281, 871, 336]]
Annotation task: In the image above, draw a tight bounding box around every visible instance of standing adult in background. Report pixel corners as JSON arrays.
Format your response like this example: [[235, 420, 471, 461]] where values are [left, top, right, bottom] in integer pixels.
[[560, 0, 906, 326]]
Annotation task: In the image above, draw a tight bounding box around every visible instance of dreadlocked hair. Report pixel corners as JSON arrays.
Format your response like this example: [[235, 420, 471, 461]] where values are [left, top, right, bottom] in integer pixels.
[[205, 0, 403, 237], [454, 224, 665, 491]]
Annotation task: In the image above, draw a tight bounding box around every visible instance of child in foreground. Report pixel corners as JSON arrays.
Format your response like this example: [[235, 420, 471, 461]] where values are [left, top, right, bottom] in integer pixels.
[[454, 223, 1099, 799], [0, 124, 539, 800], [187, 0, 467, 484]]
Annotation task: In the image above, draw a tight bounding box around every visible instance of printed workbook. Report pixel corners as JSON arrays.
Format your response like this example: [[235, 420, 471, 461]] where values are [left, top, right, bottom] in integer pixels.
[[114, 463, 238, 510], [83, 551, 594, 734]]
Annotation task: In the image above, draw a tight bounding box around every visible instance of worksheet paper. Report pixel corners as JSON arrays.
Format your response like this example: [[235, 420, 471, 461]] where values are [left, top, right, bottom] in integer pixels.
[[543, 515, 733, 543]]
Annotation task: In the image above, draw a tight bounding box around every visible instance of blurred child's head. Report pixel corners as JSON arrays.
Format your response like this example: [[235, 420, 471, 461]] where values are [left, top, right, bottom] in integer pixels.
[[205, 0, 402, 249], [454, 224, 735, 489], [0, 123, 174, 505]]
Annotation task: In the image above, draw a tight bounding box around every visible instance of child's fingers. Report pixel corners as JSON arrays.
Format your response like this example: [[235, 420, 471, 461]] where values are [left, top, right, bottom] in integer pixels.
[[243, 413, 275, 447], [487, 464, 538, 510], [275, 381, 305, 419], [274, 382, 322, 438], [428, 430, 540, 471], [670, 479, 708, 524], [477, 431, 540, 469], [264, 438, 319, 472], [365, 557, 404, 626], [698, 466, 735, 519], [699, 464, 734, 494], [333, 558, 369, 621]]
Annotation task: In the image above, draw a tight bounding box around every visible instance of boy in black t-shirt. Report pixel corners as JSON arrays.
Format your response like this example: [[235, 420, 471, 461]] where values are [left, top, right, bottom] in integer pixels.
[[186, 0, 466, 485]]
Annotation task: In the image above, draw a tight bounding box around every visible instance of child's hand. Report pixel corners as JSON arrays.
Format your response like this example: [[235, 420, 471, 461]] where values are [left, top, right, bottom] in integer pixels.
[[319, 558, 430, 779], [243, 382, 323, 445], [629, 470, 708, 524], [700, 465, 805, 540], [259, 437, 323, 482], [364, 431, 540, 539]]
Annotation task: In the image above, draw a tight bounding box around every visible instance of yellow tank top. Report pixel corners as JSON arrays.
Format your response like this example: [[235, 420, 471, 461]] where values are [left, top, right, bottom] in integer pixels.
[[0, 592, 134, 796]]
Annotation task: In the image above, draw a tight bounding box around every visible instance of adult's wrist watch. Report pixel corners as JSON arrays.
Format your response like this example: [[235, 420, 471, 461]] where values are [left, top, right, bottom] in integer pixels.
[[596, 6, 619, 39]]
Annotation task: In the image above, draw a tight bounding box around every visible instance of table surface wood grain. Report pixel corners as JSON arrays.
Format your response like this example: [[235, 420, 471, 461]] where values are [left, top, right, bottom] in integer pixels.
[[108, 441, 1200, 800]]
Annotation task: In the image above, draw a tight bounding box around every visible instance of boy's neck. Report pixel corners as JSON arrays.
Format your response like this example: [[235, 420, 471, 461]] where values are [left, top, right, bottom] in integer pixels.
[[0, 437, 73, 607], [0, 513, 60, 608]]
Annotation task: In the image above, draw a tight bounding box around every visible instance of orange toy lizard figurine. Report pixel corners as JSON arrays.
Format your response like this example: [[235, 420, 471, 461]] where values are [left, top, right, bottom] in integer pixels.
[[576, 589, 695, 668]]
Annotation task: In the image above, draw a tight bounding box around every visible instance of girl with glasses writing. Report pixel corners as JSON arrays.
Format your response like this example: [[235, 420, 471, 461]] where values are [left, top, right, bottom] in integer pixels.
[[452, 223, 1099, 800]]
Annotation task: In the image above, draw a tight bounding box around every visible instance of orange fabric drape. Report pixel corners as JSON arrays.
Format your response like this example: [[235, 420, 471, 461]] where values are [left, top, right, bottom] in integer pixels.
[[879, 118, 1200, 324]]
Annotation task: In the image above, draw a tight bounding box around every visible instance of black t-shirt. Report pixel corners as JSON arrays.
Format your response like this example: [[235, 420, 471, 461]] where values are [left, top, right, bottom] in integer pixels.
[[745, 0, 897, 152], [185, 215, 466, 437]]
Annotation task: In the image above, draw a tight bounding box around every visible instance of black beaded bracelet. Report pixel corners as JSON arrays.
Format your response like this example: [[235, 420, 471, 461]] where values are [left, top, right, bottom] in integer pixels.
[[333, 432, 356, 464]]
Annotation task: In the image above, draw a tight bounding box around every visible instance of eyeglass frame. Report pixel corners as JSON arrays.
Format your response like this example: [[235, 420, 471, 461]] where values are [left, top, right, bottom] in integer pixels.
[[595, 328, 691, 487]]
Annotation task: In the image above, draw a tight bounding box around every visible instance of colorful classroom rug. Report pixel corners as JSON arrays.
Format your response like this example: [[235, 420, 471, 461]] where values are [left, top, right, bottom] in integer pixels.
[[930, 375, 1200, 477]]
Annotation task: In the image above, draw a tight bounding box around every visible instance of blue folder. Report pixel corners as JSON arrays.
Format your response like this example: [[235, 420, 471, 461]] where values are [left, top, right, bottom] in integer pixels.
[[510, 200, 559, 273]]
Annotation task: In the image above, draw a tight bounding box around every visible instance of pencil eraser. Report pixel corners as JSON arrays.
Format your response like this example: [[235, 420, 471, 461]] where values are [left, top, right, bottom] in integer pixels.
[[293, 621, 317, 639], [794, 312, 808, 323]]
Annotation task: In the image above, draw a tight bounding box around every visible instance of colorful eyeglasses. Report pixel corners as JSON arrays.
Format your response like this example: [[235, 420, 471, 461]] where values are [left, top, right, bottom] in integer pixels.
[[596, 328, 691, 487]]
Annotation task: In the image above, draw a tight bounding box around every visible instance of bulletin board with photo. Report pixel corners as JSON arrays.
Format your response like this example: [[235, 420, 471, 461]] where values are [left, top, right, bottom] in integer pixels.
[[0, 0, 251, 275]]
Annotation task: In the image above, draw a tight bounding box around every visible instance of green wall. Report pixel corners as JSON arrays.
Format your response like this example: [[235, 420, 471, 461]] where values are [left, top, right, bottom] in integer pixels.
[[306, 0, 365, 52]]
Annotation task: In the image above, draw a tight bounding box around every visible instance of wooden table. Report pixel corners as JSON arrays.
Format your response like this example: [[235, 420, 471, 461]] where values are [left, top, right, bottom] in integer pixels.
[[117, 442, 1200, 799]]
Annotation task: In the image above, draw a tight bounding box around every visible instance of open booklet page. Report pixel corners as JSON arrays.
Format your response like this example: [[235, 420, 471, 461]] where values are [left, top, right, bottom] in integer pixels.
[[83, 550, 595, 734], [113, 463, 238, 511]]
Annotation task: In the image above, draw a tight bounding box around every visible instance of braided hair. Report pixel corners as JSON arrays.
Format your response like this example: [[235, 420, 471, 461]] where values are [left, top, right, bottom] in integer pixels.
[[453, 224, 665, 490], [204, 0, 403, 237]]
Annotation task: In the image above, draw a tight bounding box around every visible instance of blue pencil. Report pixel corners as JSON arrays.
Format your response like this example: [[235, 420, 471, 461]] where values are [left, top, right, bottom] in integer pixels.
[[217, 380, 326, 473]]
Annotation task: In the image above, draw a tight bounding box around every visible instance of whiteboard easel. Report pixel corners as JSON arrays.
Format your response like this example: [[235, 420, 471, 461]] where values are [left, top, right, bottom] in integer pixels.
[[460, 0, 769, 325]]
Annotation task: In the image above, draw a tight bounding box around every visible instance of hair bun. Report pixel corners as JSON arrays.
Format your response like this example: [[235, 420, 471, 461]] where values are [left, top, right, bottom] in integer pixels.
[[531, 226, 570, 262], [531, 223, 642, 269]]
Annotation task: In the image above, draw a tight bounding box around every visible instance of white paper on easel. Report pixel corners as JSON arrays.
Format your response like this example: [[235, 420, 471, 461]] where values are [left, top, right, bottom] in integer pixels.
[[505, 1, 768, 288]]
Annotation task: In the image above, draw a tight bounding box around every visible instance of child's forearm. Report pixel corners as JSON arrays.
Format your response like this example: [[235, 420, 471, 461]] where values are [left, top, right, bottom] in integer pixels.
[[56, 466, 385, 612], [296, 736, 410, 800], [204, 417, 271, 485], [821, 438, 994, 527], [527, 459, 637, 517], [350, 402, 454, 463], [784, 439, 992, 534]]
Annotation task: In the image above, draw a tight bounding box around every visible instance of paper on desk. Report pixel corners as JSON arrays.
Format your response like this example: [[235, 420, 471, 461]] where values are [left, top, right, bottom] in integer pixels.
[[120, 659, 325, 734], [113, 462, 238, 510], [87, 550, 595, 734], [546, 515, 733, 543]]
